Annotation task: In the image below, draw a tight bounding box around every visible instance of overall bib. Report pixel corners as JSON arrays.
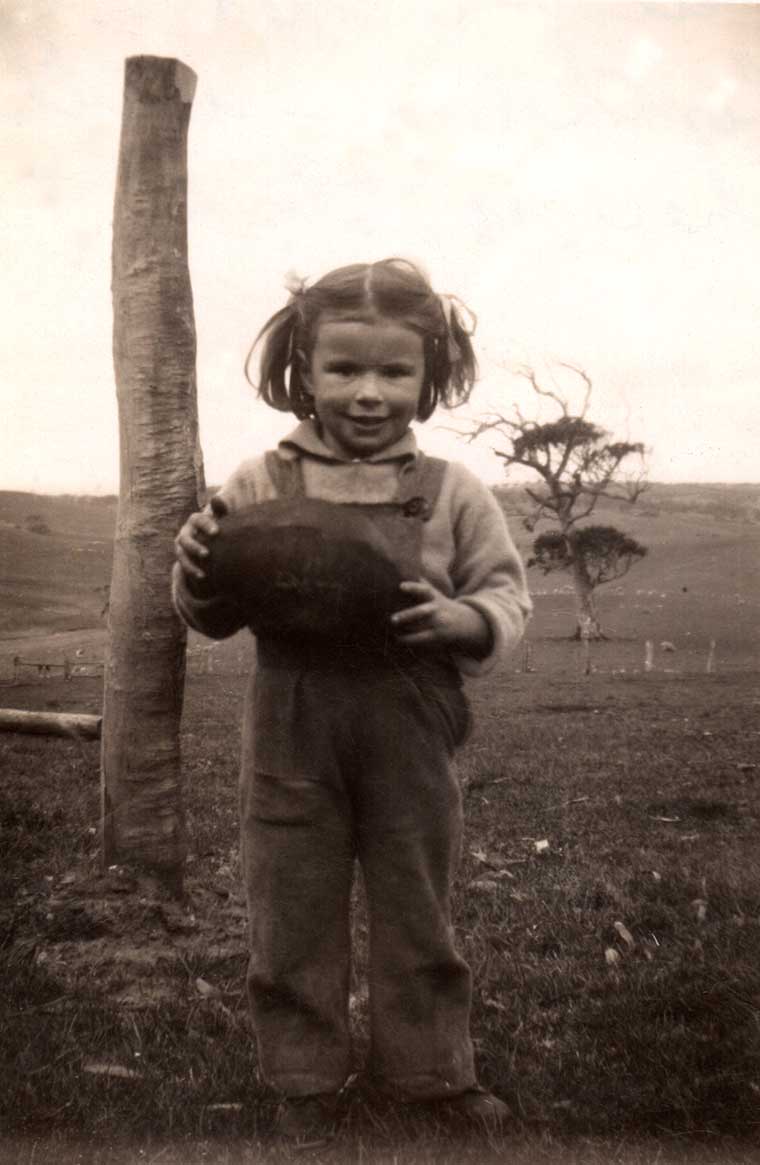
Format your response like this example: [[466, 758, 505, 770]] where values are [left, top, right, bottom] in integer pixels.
[[239, 452, 478, 1100]]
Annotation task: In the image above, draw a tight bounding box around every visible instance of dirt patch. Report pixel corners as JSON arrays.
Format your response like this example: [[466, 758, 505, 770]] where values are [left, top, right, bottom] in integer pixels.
[[12, 860, 250, 1009]]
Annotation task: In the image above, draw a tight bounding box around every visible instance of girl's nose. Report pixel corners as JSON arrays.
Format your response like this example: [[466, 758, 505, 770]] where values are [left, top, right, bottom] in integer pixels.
[[355, 372, 383, 402]]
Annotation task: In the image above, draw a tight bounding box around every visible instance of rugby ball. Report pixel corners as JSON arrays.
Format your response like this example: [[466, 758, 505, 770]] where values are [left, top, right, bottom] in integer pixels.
[[206, 498, 417, 643]]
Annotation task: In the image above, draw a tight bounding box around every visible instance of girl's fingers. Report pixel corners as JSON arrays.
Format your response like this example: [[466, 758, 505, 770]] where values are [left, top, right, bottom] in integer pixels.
[[192, 513, 220, 539], [399, 580, 435, 599], [176, 546, 206, 580], [391, 601, 435, 628], [175, 515, 219, 578], [176, 513, 219, 551], [176, 529, 210, 560], [394, 627, 436, 646], [395, 581, 437, 626], [175, 531, 206, 555]]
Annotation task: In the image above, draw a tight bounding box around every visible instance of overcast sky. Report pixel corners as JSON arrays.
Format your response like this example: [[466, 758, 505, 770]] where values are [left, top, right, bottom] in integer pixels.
[[2, 0, 759, 494]]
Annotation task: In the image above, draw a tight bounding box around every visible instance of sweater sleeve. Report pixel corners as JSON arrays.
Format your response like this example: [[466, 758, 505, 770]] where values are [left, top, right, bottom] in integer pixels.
[[441, 462, 532, 677], [171, 455, 275, 640]]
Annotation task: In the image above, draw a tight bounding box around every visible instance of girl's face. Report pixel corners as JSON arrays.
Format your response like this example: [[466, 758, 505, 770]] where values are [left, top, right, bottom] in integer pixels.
[[305, 317, 425, 460]]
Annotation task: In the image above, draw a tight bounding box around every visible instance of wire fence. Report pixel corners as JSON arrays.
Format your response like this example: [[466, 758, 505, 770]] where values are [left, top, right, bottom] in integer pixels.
[[516, 634, 747, 678], [0, 637, 256, 687], [0, 634, 743, 688], [10, 654, 104, 682]]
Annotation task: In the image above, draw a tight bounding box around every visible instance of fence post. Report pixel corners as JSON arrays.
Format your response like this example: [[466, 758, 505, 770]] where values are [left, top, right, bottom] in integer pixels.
[[102, 56, 204, 894], [706, 639, 716, 674], [644, 640, 654, 673], [579, 616, 592, 676]]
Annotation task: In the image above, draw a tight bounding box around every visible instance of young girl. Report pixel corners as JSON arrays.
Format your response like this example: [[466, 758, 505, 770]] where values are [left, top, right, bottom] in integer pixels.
[[173, 259, 531, 1140]]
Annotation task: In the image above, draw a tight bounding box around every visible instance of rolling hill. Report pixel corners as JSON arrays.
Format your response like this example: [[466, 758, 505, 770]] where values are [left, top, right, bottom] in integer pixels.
[[0, 492, 116, 636], [0, 484, 758, 673]]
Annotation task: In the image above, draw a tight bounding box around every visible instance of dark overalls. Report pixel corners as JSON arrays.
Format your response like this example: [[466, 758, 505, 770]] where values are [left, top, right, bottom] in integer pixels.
[[239, 452, 478, 1100]]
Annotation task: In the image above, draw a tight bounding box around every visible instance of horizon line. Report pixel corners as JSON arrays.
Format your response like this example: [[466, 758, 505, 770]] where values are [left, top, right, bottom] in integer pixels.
[[1, 480, 759, 500]]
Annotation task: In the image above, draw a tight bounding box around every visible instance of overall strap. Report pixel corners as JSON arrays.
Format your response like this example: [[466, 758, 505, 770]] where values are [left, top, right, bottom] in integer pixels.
[[264, 450, 305, 499], [397, 454, 448, 520], [265, 448, 448, 517]]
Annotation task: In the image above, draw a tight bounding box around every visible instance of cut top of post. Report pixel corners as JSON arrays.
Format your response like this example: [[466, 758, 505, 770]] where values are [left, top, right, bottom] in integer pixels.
[[125, 56, 197, 105]]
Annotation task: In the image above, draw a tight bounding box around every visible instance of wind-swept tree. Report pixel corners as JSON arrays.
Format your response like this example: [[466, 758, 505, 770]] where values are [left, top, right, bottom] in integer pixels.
[[464, 364, 647, 638]]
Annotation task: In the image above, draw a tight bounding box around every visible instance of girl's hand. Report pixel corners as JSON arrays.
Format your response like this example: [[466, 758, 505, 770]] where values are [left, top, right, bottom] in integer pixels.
[[391, 580, 492, 658], [174, 495, 228, 583]]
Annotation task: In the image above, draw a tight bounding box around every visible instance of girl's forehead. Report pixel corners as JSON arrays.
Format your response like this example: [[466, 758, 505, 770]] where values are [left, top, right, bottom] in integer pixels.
[[313, 316, 424, 359]]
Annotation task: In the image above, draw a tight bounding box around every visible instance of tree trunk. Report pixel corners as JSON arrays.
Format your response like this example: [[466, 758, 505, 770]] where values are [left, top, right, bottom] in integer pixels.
[[570, 556, 602, 640], [102, 57, 204, 892]]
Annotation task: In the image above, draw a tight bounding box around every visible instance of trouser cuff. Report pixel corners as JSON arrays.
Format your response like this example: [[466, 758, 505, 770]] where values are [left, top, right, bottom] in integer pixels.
[[369, 1071, 479, 1103], [265, 1072, 350, 1098]]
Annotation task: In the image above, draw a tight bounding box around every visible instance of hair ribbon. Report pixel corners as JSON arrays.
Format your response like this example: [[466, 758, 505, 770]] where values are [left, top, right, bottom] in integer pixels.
[[283, 269, 308, 300]]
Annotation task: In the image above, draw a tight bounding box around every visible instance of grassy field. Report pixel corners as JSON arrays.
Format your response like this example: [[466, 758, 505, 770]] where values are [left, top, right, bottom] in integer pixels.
[[0, 493, 115, 637], [0, 486, 759, 1162]]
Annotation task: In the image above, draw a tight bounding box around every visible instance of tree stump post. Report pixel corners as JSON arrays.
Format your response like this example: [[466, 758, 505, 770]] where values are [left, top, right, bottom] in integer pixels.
[[579, 615, 592, 675], [102, 56, 204, 893]]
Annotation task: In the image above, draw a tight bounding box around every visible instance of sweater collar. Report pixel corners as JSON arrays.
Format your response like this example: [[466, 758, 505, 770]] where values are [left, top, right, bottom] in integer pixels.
[[278, 418, 418, 464]]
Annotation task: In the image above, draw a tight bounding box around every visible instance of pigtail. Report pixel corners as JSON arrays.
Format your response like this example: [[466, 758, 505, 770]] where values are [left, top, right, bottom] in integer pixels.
[[441, 294, 478, 403], [418, 294, 478, 420], [245, 300, 314, 419]]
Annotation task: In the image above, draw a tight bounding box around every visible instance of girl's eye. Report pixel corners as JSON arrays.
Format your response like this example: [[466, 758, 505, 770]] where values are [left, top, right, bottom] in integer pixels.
[[327, 363, 358, 377], [323, 361, 414, 378]]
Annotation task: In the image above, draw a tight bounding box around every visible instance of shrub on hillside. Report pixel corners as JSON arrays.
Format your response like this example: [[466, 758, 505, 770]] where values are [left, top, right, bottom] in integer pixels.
[[23, 514, 51, 535]]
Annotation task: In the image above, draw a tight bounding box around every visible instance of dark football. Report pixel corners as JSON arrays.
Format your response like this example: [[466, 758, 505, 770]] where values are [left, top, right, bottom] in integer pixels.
[[206, 498, 418, 643]]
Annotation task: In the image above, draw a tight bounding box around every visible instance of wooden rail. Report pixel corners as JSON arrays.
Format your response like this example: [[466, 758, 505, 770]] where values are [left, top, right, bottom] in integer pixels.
[[0, 708, 102, 739], [12, 655, 104, 681]]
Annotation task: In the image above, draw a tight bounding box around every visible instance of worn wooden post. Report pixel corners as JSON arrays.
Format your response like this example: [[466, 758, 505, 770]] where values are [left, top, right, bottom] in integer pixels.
[[644, 640, 654, 673], [102, 57, 204, 892], [579, 616, 592, 676]]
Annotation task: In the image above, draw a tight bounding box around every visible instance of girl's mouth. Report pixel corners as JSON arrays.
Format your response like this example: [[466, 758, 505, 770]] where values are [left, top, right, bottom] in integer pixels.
[[348, 416, 387, 429]]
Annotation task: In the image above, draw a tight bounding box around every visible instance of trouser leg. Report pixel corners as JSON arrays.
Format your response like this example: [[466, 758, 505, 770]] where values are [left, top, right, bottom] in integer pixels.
[[354, 669, 477, 1099], [240, 666, 354, 1096]]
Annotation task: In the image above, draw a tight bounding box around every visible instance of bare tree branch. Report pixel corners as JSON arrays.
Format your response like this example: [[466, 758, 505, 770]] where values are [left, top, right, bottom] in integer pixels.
[[461, 362, 649, 637], [556, 362, 593, 418], [515, 365, 570, 416]]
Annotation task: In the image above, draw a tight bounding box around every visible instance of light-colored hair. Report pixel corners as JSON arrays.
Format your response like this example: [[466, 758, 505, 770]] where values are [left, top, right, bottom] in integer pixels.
[[245, 258, 477, 421]]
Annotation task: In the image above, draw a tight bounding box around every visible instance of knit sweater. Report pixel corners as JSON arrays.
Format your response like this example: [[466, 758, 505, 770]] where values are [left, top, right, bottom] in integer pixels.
[[172, 420, 531, 677]]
